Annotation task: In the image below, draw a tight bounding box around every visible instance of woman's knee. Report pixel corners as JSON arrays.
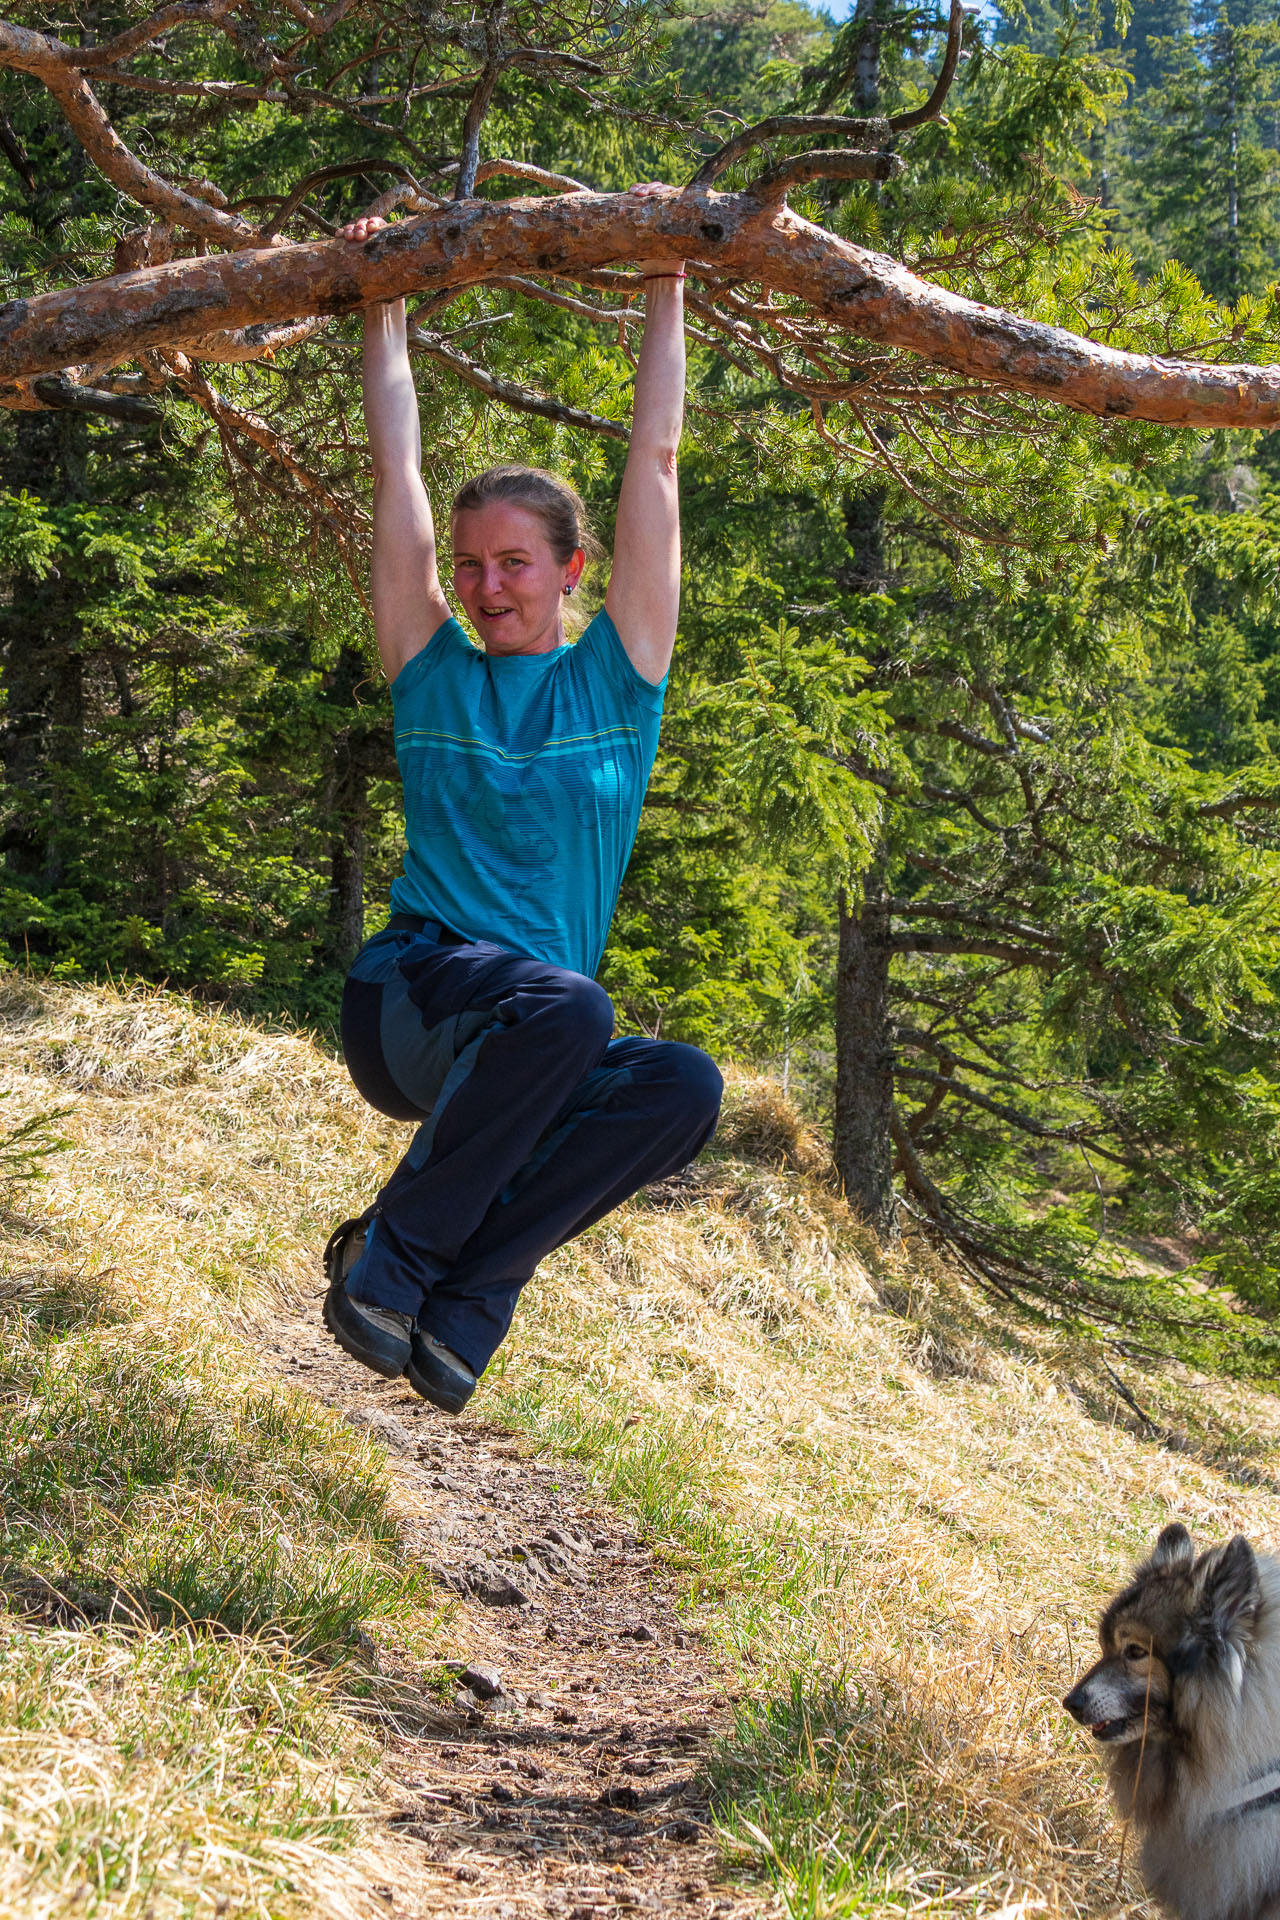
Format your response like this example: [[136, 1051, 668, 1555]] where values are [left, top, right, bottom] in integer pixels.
[[535, 971, 615, 1052], [662, 1043, 724, 1133]]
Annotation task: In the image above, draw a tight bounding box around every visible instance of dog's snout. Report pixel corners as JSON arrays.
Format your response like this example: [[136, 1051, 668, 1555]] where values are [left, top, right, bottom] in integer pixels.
[[1063, 1684, 1089, 1722]]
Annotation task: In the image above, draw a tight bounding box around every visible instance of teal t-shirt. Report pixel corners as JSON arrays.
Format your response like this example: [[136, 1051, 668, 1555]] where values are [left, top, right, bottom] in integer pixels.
[[387, 608, 666, 978]]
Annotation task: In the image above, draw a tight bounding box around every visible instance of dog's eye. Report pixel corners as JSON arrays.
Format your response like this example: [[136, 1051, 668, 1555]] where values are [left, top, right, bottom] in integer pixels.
[[1123, 1642, 1150, 1661]]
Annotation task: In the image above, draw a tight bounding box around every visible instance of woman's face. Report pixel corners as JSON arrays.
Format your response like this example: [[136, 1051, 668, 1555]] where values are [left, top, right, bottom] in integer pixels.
[[451, 502, 583, 655]]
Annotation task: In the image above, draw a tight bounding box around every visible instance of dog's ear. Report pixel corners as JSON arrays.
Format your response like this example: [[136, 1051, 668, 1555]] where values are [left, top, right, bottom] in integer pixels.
[[1146, 1523, 1195, 1575], [1196, 1535, 1262, 1640]]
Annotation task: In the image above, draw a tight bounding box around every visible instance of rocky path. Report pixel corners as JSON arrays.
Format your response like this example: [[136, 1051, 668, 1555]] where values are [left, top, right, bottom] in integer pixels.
[[261, 1304, 767, 1920]]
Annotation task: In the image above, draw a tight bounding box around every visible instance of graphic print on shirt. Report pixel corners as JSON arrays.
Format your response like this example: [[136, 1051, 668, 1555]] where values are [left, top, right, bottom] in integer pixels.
[[388, 610, 665, 977]]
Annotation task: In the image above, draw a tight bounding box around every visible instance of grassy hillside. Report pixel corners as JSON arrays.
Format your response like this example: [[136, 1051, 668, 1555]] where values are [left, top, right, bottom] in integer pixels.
[[2, 971, 1280, 1918]]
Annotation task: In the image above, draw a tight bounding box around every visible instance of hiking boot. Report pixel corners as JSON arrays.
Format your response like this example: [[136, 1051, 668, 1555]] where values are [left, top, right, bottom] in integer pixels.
[[321, 1216, 412, 1379], [407, 1328, 477, 1414]]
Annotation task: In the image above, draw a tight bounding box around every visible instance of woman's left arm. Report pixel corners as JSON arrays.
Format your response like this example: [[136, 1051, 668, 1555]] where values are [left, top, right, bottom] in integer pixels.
[[604, 190, 686, 685]]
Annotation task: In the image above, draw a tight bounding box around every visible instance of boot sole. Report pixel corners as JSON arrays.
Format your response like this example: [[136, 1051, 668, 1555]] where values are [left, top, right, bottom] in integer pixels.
[[406, 1344, 475, 1415], [322, 1284, 409, 1380]]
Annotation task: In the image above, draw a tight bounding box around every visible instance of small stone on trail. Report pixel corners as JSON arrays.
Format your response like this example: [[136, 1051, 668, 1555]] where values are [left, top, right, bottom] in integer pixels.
[[490, 1782, 518, 1802], [459, 1663, 502, 1699], [598, 1783, 640, 1810], [454, 1865, 480, 1883], [344, 1408, 415, 1450], [467, 1563, 530, 1606], [553, 1704, 578, 1723], [543, 1524, 590, 1553], [622, 1622, 657, 1642], [528, 1690, 555, 1709]]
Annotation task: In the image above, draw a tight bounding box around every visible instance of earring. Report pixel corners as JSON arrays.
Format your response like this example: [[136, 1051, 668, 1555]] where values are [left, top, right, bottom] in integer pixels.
[[563, 584, 575, 596]]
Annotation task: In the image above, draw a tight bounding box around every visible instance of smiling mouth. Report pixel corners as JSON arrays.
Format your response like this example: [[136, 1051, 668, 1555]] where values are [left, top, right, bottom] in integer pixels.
[[1090, 1718, 1131, 1742], [480, 607, 513, 618]]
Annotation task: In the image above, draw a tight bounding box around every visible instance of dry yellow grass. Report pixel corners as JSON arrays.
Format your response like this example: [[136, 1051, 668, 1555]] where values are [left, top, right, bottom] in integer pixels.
[[2, 973, 1278, 1917], [0, 972, 430, 1920]]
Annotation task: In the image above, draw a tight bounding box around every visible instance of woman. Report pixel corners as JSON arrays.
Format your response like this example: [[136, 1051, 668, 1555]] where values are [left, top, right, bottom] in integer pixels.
[[323, 191, 723, 1415]]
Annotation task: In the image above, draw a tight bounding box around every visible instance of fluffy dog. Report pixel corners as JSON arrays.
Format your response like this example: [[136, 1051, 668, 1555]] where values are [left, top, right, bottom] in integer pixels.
[[1064, 1523, 1280, 1920]]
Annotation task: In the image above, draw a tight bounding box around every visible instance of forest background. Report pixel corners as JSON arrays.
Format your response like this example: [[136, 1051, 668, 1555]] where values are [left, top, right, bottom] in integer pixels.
[[6, 0, 1280, 1361]]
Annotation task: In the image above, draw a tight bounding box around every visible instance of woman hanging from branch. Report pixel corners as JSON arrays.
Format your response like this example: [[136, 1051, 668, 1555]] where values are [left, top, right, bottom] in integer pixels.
[[322, 186, 723, 1414]]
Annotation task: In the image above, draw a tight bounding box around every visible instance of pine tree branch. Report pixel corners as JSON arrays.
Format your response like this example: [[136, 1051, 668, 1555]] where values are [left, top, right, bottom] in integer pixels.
[[406, 323, 628, 439], [161, 352, 368, 588], [1198, 789, 1280, 819], [887, 897, 1060, 948], [7, 189, 1280, 430], [888, 934, 1056, 965], [455, 0, 506, 201], [0, 18, 262, 247], [0, 107, 35, 195], [895, 713, 1013, 757], [896, 1065, 1138, 1166], [750, 148, 904, 203], [888, 0, 968, 132], [76, 0, 240, 65], [30, 373, 163, 421], [688, 115, 890, 190]]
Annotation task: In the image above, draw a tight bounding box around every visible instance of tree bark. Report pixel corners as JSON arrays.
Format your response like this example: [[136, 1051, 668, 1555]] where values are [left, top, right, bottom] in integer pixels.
[[0, 410, 86, 885], [318, 643, 391, 972], [6, 190, 1280, 429], [834, 875, 898, 1241]]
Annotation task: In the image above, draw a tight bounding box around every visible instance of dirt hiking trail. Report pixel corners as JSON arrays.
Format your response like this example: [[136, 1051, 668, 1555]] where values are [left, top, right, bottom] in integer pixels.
[[262, 1295, 767, 1920]]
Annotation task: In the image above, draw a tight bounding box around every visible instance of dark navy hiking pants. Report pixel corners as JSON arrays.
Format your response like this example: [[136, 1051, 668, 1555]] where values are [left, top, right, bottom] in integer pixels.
[[338, 924, 723, 1376]]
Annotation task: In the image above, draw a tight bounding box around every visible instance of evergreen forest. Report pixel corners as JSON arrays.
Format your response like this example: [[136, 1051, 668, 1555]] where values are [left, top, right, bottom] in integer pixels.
[[8, 0, 1280, 1365]]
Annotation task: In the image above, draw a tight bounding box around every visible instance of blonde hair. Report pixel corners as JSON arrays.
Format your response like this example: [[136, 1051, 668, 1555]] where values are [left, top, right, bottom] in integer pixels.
[[451, 465, 604, 571]]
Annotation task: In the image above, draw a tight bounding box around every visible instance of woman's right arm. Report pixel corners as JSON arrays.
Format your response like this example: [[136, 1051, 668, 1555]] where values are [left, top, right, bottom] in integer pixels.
[[348, 219, 452, 680]]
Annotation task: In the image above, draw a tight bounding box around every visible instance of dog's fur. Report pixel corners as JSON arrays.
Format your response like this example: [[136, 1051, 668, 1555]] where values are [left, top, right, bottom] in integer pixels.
[[1064, 1524, 1280, 1920]]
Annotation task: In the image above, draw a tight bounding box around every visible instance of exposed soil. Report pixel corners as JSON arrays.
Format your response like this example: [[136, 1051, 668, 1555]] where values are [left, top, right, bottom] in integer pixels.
[[262, 1296, 768, 1920]]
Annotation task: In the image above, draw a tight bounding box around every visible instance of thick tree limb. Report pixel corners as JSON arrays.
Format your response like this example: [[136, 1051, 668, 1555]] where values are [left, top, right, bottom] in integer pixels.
[[6, 189, 1280, 428], [0, 18, 262, 246], [1197, 788, 1280, 819], [888, 0, 968, 132], [0, 107, 34, 195], [689, 115, 890, 189], [751, 149, 904, 202], [184, 317, 324, 363], [77, 0, 240, 66], [30, 373, 162, 422]]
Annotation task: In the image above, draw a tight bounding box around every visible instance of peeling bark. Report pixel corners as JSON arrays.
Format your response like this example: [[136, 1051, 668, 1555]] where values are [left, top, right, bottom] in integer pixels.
[[4, 189, 1280, 428]]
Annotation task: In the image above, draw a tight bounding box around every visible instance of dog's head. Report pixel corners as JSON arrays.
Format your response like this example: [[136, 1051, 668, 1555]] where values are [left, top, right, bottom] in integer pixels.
[[1063, 1523, 1263, 1747]]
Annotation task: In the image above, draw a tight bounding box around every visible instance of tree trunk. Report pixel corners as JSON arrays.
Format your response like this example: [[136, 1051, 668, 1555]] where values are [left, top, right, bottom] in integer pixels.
[[0, 410, 86, 884], [830, 15, 898, 1243], [325, 763, 368, 970], [834, 875, 898, 1240], [851, 0, 885, 115], [318, 643, 389, 972]]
